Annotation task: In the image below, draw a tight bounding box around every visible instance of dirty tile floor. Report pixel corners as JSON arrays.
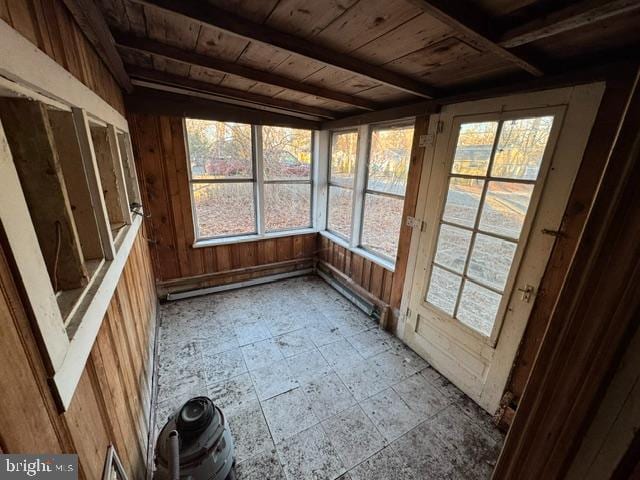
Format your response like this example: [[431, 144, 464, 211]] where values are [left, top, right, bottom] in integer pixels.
[[153, 276, 503, 480]]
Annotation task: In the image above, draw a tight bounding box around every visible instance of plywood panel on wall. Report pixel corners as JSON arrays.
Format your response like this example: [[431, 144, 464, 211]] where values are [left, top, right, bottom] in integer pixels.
[[0, 231, 157, 480], [0, 0, 124, 113], [128, 112, 317, 291]]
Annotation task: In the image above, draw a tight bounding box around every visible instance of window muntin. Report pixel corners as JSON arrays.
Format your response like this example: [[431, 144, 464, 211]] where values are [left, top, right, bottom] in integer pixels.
[[327, 130, 358, 239], [425, 116, 554, 336], [185, 120, 313, 240], [360, 124, 414, 260]]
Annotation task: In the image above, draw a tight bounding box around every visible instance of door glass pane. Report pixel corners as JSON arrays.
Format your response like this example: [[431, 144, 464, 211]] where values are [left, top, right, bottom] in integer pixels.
[[330, 131, 358, 187], [367, 125, 414, 195], [361, 193, 403, 260], [263, 126, 312, 181], [426, 266, 462, 316], [264, 183, 311, 232], [479, 181, 534, 239], [192, 183, 255, 238], [451, 121, 498, 176], [492, 116, 554, 180], [468, 234, 517, 291], [442, 178, 484, 228], [327, 186, 353, 239], [185, 119, 252, 179], [434, 224, 472, 274], [457, 281, 502, 336]]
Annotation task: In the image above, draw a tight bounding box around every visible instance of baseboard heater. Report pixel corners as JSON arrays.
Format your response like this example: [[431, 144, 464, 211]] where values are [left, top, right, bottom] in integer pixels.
[[165, 268, 315, 301], [316, 261, 389, 328]]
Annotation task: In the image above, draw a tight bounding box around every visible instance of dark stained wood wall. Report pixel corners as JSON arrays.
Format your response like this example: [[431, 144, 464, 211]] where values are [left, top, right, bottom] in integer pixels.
[[127, 112, 316, 292], [0, 0, 125, 114], [0, 231, 156, 480]]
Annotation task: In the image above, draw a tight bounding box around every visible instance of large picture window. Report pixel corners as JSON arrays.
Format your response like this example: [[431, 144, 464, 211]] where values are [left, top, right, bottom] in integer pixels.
[[324, 123, 414, 267], [185, 119, 313, 241]]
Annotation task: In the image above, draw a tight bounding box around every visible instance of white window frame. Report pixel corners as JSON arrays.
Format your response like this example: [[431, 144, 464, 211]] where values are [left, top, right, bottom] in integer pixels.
[[0, 21, 143, 410], [185, 121, 316, 247], [321, 119, 417, 271]]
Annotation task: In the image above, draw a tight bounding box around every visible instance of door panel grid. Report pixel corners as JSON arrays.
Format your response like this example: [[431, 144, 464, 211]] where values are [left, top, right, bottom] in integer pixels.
[[425, 115, 554, 336]]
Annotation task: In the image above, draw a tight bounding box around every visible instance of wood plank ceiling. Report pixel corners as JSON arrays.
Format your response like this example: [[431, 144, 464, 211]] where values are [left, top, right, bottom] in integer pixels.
[[93, 0, 640, 123]]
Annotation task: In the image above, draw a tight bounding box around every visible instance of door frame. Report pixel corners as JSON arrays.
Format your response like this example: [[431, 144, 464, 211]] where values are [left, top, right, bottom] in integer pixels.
[[398, 83, 606, 412]]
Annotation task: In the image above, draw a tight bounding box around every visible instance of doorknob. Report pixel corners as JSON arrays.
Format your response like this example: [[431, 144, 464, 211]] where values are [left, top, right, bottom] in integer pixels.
[[517, 284, 535, 303]]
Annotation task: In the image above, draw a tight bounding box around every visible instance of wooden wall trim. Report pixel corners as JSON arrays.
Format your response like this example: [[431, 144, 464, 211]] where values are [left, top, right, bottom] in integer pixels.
[[493, 67, 640, 479]]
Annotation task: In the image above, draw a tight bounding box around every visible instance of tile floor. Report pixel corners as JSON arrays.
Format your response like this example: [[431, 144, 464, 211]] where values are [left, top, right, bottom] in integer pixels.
[[153, 275, 504, 480]]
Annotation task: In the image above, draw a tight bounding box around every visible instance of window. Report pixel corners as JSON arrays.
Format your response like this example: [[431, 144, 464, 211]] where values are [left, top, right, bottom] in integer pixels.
[[324, 123, 414, 267], [327, 130, 358, 239], [425, 116, 555, 336], [361, 124, 413, 260], [185, 120, 313, 241]]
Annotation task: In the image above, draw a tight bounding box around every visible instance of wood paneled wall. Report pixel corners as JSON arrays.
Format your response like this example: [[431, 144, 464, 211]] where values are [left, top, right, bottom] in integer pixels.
[[0, 231, 157, 479], [127, 112, 317, 294], [0, 0, 124, 113], [317, 235, 395, 306]]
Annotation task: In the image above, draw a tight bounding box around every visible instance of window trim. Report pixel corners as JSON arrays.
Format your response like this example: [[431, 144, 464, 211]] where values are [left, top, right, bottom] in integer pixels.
[[324, 119, 416, 268], [185, 120, 315, 243]]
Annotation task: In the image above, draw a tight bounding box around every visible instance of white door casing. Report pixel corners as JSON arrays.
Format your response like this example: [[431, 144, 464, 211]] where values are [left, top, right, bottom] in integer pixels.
[[399, 83, 605, 413]]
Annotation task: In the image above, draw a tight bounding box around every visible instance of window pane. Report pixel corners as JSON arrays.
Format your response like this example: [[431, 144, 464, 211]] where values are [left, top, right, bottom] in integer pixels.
[[457, 281, 502, 336], [492, 116, 553, 180], [263, 126, 312, 181], [185, 119, 252, 179], [361, 193, 403, 259], [451, 121, 498, 176], [367, 125, 413, 195], [468, 234, 517, 291], [442, 178, 484, 228], [426, 266, 462, 315], [327, 186, 353, 238], [434, 224, 472, 274], [264, 183, 311, 232], [192, 183, 255, 238], [479, 181, 533, 239], [330, 131, 358, 187]]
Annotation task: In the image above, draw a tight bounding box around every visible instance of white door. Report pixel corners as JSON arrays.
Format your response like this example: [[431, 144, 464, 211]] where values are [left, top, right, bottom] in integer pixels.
[[401, 84, 605, 413]]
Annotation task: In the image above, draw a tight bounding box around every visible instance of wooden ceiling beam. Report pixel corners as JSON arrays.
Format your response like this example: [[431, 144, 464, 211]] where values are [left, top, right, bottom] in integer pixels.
[[130, 0, 440, 99], [405, 0, 544, 76], [500, 0, 640, 48], [126, 66, 336, 120], [115, 33, 378, 111], [126, 88, 322, 130], [61, 0, 133, 92]]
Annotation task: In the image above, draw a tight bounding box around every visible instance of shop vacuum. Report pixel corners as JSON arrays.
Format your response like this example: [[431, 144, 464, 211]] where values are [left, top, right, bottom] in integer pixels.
[[154, 397, 236, 480]]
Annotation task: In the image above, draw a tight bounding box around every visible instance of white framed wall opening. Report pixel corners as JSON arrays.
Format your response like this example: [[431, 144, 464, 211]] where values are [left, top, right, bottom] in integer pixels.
[[185, 118, 314, 245], [323, 121, 416, 270]]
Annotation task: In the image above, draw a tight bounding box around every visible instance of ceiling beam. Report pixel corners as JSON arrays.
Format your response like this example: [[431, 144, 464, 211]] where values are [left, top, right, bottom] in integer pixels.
[[61, 0, 133, 92], [126, 88, 322, 130], [500, 0, 640, 48], [405, 0, 544, 76], [126, 67, 336, 120], [321, 101, 438, 130], [130, 0, 439, 99], [115, 33, 378, 111]]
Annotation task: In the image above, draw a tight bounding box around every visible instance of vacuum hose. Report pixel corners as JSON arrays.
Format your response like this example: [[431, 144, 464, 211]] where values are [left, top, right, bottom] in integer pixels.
[[168, 430, 180, 480]]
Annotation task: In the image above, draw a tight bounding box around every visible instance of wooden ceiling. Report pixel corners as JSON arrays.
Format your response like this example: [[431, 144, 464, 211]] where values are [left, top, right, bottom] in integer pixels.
[[81, 0, 640, 124]]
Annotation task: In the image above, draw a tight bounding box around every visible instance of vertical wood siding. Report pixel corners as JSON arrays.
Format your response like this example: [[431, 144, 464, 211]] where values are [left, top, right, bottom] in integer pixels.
[[128, 112, 317, 290], [0, 0, 124, 113], [0, 231, 157, 479]]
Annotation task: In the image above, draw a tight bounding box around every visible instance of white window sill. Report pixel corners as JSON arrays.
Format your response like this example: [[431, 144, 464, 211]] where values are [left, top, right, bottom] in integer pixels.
[[319, 230, 396, 272], [193, 227, 317, 248]]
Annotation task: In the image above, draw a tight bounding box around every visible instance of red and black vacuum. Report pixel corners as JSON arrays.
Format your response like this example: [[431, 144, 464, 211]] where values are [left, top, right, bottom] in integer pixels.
[[154, 397, 236, 480]]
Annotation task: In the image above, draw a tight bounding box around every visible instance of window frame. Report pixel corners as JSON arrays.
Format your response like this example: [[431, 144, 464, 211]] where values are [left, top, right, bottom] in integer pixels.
[[322, 119, 416, 271], [185, 120, 316, 247], [326, 128, 359, 241]]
